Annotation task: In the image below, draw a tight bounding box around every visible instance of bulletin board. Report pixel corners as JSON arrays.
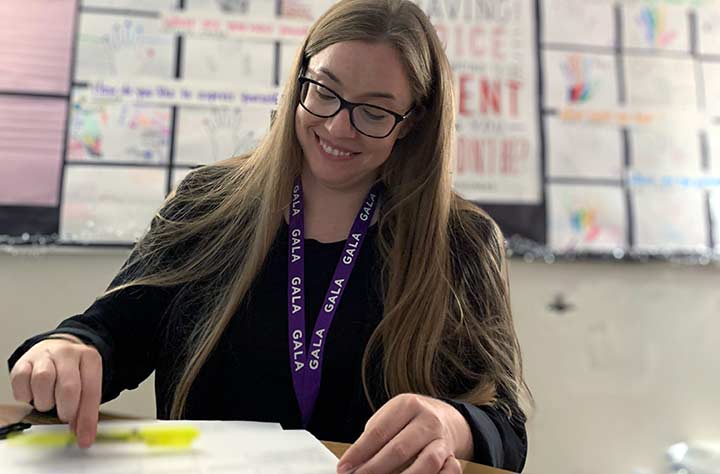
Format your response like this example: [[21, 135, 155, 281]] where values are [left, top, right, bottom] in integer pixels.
[[0, 0, 718, 262]]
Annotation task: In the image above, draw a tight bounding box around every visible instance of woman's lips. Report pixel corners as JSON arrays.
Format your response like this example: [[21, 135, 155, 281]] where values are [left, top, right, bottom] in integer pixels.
[[314, 133, 360, 161]]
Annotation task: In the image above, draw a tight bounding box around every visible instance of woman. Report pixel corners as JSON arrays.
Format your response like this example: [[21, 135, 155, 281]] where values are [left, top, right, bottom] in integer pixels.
[[8, 1, 531, 472]]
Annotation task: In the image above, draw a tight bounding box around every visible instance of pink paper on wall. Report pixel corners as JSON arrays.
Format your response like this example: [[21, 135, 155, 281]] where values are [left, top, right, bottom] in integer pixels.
[[0, 0, 76, 94], [0, 96, 67, 206]]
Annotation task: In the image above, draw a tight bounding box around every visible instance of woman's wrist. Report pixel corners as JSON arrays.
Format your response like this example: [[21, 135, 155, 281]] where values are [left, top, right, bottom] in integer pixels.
[[43, 333, 85, 345], [443, 400, 474, 460]]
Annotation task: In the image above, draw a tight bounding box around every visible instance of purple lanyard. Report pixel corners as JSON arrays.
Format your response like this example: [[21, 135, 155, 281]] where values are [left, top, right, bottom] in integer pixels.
[[287, 177, 381, 427]]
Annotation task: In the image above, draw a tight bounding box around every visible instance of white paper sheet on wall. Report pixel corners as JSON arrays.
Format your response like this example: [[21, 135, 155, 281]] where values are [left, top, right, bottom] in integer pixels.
[[81, 0, 179, 10], [711, 190, 720, 252], [547, 183, 627, 253], [183, 36, 275, 85], [279, 41, 302, 85], [67, 89, 171, 164], [709, 126, 720, 177], [280, 0, 337, 19], [542, 51, 618, 109], [624, 56, 697, 108], [703, 62, 720, 115], [75, 14, 176, 82], [184, 0, 275, 16], [622, 4, 690, 53], [629, 128, 702, 177], [60, 165, 167, 243], [697, 6, 720, 56], [541, 0, 615, 48], [545, 116, 623, 179], [0, 0, 75, 94], [174, 106, 271, 165], [631, 187, 708, 253], [0, 97, 67, 207]]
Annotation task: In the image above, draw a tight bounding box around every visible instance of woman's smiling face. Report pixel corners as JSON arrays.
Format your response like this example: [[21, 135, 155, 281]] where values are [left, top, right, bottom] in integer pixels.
[[295, 40, 415, 191]]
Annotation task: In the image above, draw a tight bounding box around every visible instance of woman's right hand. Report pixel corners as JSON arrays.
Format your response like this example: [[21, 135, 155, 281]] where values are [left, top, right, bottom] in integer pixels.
[[9, 335, 102, 448]]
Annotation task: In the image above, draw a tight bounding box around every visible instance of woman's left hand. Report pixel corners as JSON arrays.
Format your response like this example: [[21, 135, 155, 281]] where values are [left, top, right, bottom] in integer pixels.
[[337, 393, 473, 474]]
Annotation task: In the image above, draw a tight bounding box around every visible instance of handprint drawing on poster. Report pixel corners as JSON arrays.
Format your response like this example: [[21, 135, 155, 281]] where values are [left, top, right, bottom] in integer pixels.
[[698, 6, 720, 56], [632, 188, 708, 253], [175, 106, 272, 165], [541, 0, 615, 48], [75, 15, 175, 81], [623, 4, 689, 52], [547, 184, 627, 253], [543, 51, 618, 108], [67, 91, 170, 163]]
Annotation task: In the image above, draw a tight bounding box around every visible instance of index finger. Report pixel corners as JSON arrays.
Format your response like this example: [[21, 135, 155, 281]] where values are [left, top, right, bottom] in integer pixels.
[[338, 397, 415, 471], [75, 348, 102, 448]]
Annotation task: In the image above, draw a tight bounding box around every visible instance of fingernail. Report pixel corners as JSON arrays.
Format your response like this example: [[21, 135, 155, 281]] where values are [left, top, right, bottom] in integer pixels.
[[337, 463, 353, 474]]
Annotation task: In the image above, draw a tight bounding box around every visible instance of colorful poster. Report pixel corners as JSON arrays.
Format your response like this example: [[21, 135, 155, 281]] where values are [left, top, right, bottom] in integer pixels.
[[547, 184, 627, 253], [423, 0, 541, 203], [60, 165, 167, 243], [545, 117, 623, 179], [631, 187, 708, 253], [0, 97, 67, 207], [75, 14, 175, 81], [622, 4, 690, 52], [2, 0, 717, 258], [542, 51, 618, 109], [67, 89, 171, 163]]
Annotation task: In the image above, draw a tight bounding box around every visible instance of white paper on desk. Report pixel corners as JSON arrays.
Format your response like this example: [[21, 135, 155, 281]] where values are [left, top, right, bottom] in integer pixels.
[[0, 420, 339, 474]]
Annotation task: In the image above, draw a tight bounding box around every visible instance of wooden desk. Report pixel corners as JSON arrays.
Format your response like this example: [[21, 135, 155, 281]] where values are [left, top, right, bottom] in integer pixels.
[[0, 404, 512, 474]]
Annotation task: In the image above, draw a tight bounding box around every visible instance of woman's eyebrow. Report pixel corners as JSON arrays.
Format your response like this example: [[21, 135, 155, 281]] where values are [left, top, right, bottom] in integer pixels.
[[313, 66, 398, 101]]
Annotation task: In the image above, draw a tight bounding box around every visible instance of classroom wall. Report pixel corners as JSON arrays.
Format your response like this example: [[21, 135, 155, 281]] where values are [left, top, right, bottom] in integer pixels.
[[1, 251, 719, 474]]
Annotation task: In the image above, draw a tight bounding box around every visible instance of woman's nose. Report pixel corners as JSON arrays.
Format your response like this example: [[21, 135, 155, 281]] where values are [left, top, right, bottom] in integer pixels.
[[325, 108, 357, 138]]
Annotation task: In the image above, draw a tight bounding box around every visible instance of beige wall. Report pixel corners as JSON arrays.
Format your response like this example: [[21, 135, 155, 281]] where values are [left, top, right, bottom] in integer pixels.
[[1, 250, 719, 473]]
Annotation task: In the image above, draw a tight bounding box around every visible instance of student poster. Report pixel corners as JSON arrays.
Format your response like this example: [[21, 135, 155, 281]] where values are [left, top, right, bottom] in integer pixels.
[[1, 0, 718, 262], [541, 0, 717, 256], [420, 0, 542, 204]]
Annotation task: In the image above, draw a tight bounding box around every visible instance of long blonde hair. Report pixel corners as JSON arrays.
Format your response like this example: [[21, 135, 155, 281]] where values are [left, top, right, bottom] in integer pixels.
[[109, 0, 531, 421]]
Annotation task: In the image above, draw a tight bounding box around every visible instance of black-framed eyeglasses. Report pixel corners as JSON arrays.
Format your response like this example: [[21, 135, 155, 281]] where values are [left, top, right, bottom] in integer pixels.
[[298, 76, 414, 139]]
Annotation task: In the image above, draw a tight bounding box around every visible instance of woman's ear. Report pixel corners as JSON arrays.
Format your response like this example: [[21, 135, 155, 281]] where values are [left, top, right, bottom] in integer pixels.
[[397, 105, 425, 139]]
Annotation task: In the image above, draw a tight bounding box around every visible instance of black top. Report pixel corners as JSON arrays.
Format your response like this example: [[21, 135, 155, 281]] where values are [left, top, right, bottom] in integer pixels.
[[8, 206, 527, 472]]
